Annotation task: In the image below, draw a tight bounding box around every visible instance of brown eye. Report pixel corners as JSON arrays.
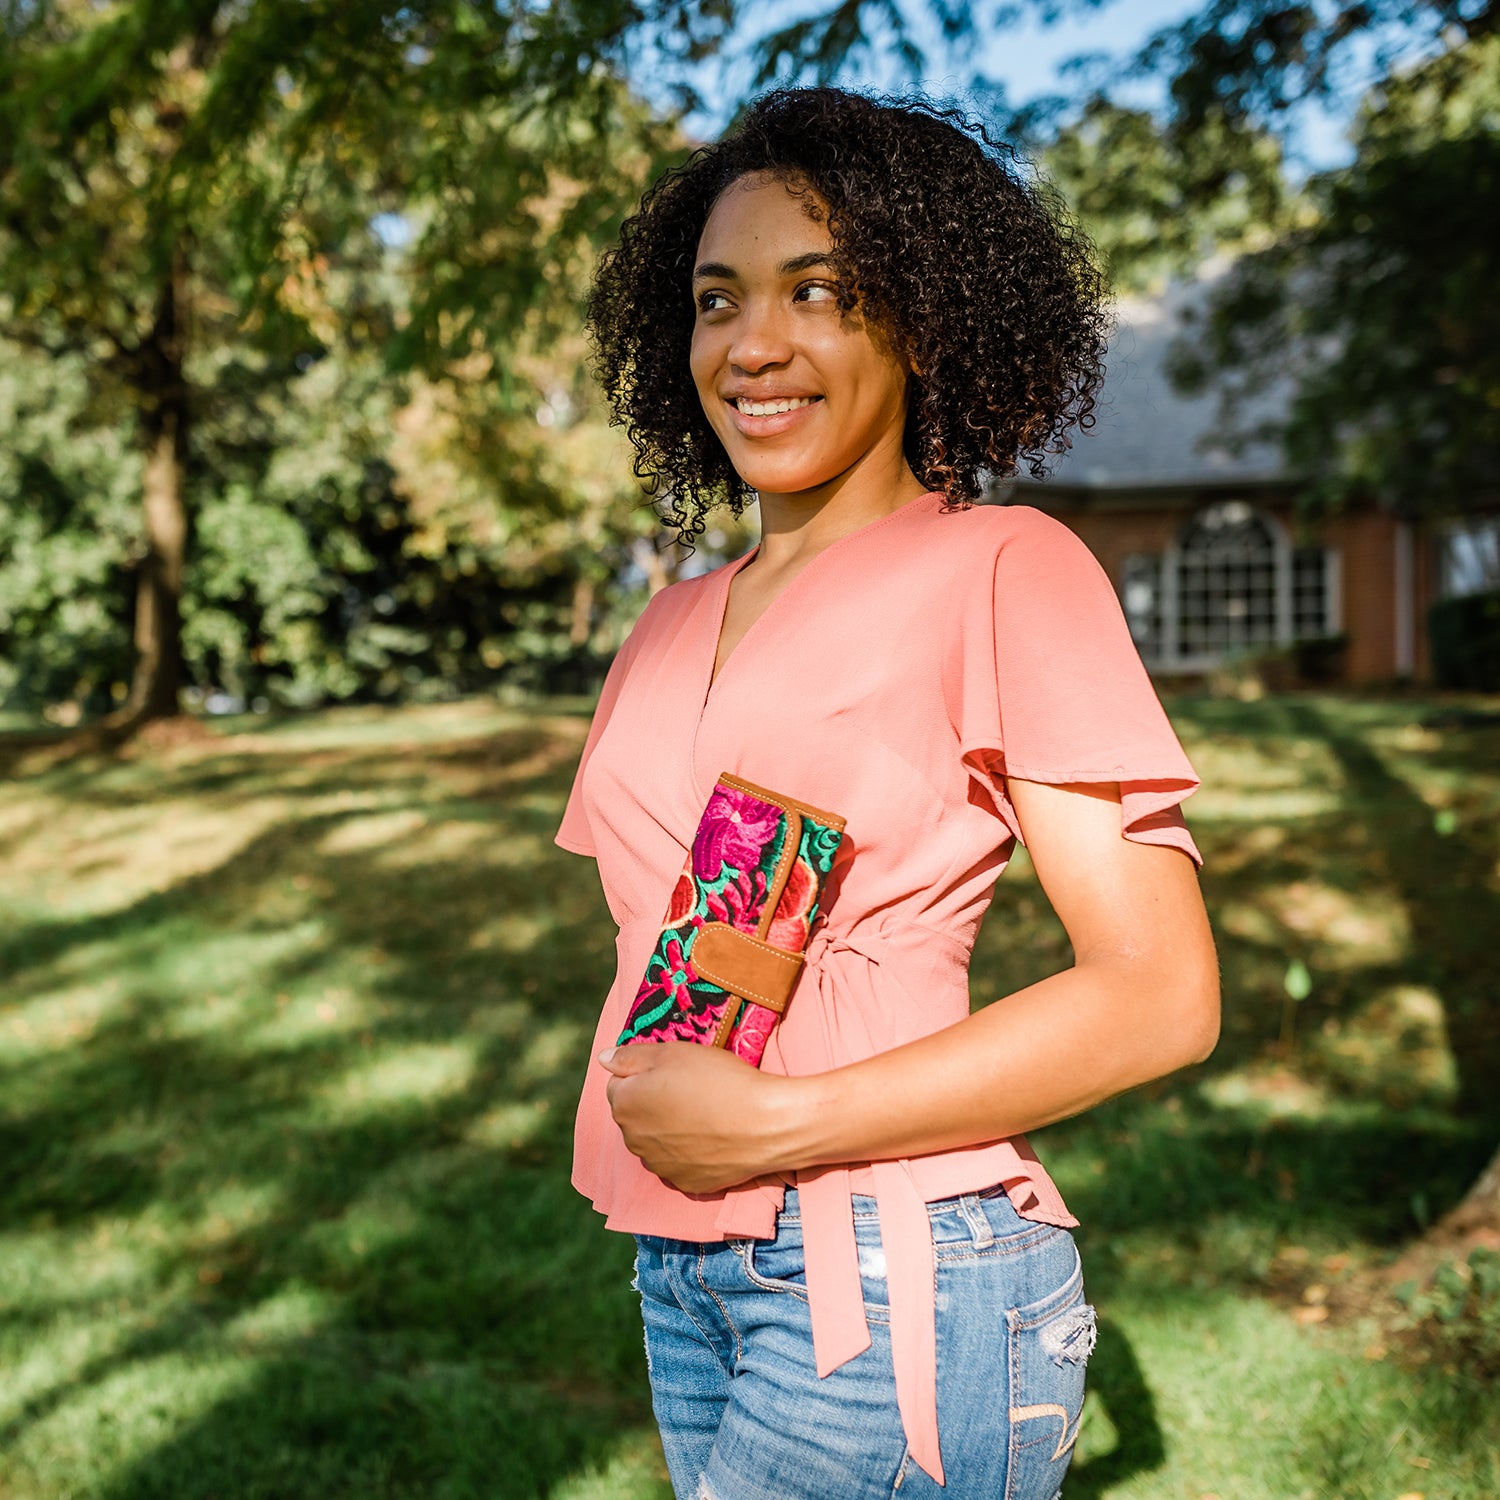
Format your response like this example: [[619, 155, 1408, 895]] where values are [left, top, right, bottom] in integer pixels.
[[697, 290, 732, 312]]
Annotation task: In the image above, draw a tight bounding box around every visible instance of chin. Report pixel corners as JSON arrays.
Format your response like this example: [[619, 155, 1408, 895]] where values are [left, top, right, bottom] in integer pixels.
[[725, 453, 836, 497]]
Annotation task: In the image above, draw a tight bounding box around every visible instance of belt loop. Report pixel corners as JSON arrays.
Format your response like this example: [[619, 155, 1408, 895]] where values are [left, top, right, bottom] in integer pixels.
[[957, 1193, 993, 1249]]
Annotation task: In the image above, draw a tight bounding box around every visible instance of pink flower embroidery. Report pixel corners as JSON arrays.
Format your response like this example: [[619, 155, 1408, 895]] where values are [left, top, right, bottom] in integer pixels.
[[655, 933, 696, 1009], [705, 864, 766, 930], [728, 1003, 778, 1065], [693, 786, 780, 882]]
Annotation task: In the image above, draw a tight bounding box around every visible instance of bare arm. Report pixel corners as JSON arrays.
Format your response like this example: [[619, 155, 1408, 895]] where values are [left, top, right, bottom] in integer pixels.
[[601, 778, 1220, 1192]]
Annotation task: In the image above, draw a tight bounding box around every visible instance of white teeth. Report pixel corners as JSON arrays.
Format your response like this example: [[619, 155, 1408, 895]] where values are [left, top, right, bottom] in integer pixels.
[[734, 396, 816, 416]]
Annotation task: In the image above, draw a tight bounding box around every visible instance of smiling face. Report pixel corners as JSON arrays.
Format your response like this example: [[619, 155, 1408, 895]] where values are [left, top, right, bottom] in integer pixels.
[[689, 171, 916, 501]]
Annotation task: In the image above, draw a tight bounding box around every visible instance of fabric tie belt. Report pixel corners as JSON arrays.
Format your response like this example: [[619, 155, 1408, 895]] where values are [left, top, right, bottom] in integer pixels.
[[717, 919, 955, 1487]]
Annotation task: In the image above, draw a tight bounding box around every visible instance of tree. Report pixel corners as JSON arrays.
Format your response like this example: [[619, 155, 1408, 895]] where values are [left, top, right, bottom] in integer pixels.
[[1043, 96, 1296, 293], [1165, 32, 1500, 517], [0, 0, 673, 734]]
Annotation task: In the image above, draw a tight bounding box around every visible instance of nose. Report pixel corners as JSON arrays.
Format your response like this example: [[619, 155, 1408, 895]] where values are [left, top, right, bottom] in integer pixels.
[[726, 296, 794, 375]]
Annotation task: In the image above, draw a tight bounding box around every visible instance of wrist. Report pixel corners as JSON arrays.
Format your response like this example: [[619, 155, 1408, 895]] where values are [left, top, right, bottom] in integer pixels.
[[758, 1068, 849, 1175]]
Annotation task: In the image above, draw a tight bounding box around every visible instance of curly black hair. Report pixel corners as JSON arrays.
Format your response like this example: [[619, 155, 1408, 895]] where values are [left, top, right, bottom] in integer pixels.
[[587, 85, 1110, 548]]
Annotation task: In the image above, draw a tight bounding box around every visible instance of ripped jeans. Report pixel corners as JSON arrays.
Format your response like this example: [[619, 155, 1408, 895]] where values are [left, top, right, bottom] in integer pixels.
[[633, 1182, 1096, 1500]]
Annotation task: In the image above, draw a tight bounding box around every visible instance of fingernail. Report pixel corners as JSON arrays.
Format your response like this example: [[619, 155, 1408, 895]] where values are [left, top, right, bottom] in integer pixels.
[[597, 1047, 617, 1065]]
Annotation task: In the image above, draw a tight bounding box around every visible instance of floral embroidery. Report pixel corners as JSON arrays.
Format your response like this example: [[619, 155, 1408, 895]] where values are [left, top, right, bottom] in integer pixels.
[[693, 787, 781, 882], [665, 871, 696, 927], [767, 854, 818, 950], [617, 780, 843, 1064]]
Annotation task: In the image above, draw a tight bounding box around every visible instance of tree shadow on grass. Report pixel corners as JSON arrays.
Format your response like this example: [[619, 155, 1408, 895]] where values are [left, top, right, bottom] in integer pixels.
[[1, 694, 1496, 1497], [1281, 699, 1500, 1119], [1, 712, 661, 1497]]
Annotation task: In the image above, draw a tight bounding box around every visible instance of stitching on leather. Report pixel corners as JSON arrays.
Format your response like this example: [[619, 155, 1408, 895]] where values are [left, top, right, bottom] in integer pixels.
[[757, 805, 801, 942], [693, 966, 786, 1008], [692, 928, 803, 1008]]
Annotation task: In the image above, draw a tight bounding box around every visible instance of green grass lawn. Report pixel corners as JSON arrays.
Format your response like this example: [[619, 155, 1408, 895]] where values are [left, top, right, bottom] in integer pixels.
[[2, 694, 1497, 1499]]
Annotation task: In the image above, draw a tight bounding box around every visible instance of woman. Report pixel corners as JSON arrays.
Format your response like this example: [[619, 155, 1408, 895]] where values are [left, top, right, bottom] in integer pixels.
[[555, 86, 1219, 1499]]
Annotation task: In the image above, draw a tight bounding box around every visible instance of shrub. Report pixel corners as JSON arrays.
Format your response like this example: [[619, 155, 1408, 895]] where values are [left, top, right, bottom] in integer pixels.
[[1429, 591, 1500, 690]]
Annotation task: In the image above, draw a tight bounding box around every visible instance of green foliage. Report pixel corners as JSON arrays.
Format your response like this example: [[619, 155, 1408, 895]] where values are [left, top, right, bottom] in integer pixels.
[[1396, 1247, 1500, 1378], [1167, 33, 1500, 516], [0, 326, 625, 715], [5, 0, 1497, 714], [1044, 98, 1297, 293], [0, 340, 136, 710], [1429, 590, 1500, 690], [1122, 1, 1498, 139], [0, 1, 680, 722]]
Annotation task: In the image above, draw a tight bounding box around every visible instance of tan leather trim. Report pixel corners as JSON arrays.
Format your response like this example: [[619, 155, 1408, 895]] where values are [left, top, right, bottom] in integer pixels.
[[691, 922, 804, 1015], [716, 771, 847, 833], [756, 804, 801, 942]]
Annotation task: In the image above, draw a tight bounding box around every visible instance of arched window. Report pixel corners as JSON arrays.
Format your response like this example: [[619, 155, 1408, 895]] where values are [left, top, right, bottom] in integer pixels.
[[1177, 502, 1281, 658], [1121, 502, 1339, 670]]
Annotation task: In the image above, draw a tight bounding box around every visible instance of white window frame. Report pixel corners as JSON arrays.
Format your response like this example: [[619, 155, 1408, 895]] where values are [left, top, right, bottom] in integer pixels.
[[1128, 502, 1339, 672]]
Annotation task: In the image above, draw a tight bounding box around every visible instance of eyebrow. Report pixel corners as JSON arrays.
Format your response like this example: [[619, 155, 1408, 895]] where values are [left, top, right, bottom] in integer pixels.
[[692, 252, 835, 282]]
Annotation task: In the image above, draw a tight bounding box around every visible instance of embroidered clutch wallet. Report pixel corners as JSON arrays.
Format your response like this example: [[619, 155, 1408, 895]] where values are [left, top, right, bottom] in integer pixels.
[[616, 772, 846, 1067]]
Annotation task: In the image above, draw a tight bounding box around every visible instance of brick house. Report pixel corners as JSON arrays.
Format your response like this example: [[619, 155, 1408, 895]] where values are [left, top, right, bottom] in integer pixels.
[[994, 279, 1499, 684]]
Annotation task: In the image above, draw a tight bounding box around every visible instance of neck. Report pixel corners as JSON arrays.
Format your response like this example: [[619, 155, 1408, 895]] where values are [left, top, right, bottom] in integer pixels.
[[751, 456, 930, 569]]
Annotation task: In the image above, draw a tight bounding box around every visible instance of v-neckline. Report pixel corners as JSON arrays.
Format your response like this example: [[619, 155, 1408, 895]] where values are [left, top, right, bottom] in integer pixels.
[[696, 489, 942, 721]]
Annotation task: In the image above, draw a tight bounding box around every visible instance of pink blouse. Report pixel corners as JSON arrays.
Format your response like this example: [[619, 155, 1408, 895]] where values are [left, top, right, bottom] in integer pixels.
[[554, 492, 1202, 1485]]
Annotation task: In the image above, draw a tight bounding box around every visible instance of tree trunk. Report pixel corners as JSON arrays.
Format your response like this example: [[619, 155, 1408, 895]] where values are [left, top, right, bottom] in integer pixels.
[[1435, 1139, 1500, 1242], [569, 573, 595, 648], [122, 412, 188, 720], [105, 249, 190, 736], [632, 535, 672, 597]]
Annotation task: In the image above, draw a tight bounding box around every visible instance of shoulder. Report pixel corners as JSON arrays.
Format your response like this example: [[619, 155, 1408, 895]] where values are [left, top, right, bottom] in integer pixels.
[[935, 501, 1107, 584], [630, 567, 711, 628], [634, 562, 722, 626], [950, 501, 1092, 552], [611, 555, 728, 652]]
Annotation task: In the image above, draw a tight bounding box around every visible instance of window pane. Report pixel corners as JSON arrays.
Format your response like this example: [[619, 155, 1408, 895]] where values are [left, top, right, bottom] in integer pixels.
[[1120, 553, 1161, 656], [1177, 502, 1280, 656], [1292, 547, 1331, 637], [1440, 521, 1500, 599]]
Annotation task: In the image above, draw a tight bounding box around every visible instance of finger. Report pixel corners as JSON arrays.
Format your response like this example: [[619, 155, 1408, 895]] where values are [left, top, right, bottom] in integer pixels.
[[597, 1044, 654, 1075]]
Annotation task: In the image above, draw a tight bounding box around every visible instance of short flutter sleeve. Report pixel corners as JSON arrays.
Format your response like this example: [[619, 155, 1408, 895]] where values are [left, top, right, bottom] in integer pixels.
[[956, 506, 1203, 867], [553, 599, 654, 859]]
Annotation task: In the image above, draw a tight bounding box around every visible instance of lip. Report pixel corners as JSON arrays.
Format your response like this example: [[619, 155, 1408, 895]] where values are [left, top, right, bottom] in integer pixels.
[[723, 394, 823, 438]]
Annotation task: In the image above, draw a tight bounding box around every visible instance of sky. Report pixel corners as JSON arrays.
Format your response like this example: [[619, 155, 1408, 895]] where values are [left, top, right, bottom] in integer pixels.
[[370, 1, 1415, 251], [638, 0, 1368, 171]]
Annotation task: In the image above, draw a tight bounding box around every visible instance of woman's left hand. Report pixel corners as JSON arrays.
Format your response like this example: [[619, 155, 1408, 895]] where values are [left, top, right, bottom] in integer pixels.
[[599, 1041, 803, 1194]]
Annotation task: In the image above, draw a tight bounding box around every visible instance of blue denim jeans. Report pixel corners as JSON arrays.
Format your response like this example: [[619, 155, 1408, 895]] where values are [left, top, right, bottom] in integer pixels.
[[633, 1183, 1096, 1500]]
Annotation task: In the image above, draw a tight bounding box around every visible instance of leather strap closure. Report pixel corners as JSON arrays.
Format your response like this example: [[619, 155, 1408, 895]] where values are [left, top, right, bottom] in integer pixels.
[[690, 921, 805, 1018]]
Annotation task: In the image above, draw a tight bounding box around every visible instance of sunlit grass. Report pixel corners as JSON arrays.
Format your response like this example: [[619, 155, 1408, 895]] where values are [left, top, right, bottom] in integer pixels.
[[2, 692, 1498, 1497]]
